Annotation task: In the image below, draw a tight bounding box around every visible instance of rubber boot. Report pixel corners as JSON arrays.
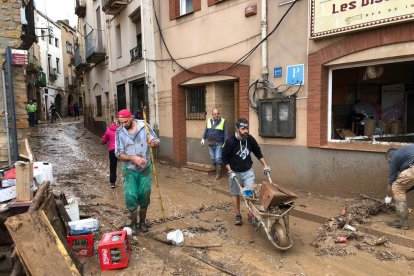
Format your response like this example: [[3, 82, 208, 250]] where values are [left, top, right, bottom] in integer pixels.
[[130, 209, 138, 235], [139, 207, 149, 232], [215, 165, 221, 180], [387, 201, 409, 230]]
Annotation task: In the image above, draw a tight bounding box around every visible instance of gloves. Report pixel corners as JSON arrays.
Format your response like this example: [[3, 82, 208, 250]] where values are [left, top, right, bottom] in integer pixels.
[[263, 165, 271, 175], [201, 139, 205, 146], [384, 196, 392, 204], [227, 171, 236, 179]]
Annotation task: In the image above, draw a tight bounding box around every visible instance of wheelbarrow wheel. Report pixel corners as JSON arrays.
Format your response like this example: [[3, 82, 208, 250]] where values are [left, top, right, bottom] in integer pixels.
[[271, 222, 289, 248]]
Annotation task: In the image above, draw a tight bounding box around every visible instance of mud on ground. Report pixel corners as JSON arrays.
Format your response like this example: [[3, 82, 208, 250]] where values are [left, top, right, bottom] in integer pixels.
[[26, 120, 414, 275]]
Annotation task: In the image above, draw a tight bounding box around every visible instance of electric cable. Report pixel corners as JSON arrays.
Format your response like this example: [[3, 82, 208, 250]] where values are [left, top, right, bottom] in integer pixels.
[[152, 0, 299, 76]]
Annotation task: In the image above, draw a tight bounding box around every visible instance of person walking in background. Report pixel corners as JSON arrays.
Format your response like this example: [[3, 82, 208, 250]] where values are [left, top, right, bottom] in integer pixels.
[[222, 118, 271, 225], [115, 109, 160, 234], [26, 99, 37, 126], [384, 145, 414, 230], [201, 108, 228, 179], [102, 121, 119, 188], [69, 102, 75, 118], [74, 102, 80, 120], [49, 102, 57, 123]]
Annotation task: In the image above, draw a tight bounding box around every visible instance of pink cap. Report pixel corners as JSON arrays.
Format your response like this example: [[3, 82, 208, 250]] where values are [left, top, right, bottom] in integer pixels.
[[118, 109, 132, 118]]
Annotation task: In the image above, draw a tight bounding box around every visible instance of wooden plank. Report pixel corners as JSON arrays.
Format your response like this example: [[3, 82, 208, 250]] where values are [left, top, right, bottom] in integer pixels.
[[5, 211, 81, 276], [15, 162, 33, 201], [24, 138, 35, 162]]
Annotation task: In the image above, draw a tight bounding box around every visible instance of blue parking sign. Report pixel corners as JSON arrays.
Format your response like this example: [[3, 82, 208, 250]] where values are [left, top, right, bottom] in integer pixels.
[[286, 64, 304, 85]]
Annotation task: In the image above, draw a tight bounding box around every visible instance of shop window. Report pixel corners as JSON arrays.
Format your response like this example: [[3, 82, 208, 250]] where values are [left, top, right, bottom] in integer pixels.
[[186, 86, 206, 120], [96, 95, 102, 117], [117, 84, 126, 111], [329, 60, 414, 144]]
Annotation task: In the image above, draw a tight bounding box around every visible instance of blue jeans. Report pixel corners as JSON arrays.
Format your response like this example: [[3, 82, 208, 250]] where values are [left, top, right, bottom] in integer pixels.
[[208, 142, 223, 165]]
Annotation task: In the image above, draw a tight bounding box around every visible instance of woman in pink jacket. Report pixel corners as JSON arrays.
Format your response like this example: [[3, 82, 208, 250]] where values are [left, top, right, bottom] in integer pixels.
[[101, 122, 119, 188]]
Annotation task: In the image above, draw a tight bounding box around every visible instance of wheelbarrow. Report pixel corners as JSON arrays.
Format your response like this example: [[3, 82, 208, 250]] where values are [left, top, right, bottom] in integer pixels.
[[234, 173, 297, 251]]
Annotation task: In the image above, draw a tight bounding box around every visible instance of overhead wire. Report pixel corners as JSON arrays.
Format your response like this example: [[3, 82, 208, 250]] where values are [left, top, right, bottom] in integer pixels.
[[152, 0, 299, 76]]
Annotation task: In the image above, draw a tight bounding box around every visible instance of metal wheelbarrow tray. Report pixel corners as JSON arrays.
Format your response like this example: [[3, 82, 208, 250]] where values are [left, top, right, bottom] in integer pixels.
[[235, 175, 297, 251]]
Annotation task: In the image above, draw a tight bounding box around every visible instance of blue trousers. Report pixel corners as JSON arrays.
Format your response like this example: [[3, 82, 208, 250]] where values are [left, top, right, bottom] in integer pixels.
[[208, 142, 223, 165]]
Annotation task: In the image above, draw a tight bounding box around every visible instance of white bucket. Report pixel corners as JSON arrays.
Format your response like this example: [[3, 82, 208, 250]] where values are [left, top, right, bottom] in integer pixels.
[[64, 197, 80, 221], [167, 230, 184, 245]]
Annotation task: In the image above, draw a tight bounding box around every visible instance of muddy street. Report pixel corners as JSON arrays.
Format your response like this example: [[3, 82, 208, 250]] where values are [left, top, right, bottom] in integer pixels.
[[29, 120, 414, 275]]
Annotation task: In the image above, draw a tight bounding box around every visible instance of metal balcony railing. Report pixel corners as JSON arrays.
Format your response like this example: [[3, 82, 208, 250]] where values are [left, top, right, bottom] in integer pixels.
[[130, 45, 142, 63], [75, 0, 86, 17], [85, 30, 106, 63], [75, 45, 89, 72]]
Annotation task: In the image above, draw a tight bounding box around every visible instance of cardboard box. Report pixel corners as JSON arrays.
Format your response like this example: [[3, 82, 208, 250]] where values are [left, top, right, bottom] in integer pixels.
[[259, 182, 297, 210]]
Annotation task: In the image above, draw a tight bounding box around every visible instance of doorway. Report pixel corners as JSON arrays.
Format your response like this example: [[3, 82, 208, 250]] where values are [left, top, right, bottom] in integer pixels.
[[55, 94, 62, 116], [130, 80, 147, 120]]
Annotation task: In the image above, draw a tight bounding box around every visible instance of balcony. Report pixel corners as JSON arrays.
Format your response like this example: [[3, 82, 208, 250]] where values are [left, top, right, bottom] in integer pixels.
[[75, 45, 89, 73], [49, 68, 58, 82], [85, 30, 106, 64], [35, 72, 46, 87], [75, 0, 86, 17], [21, 0, 37, 50], [102, 0, 127, 15], [130, 45, 142, 63], [66, 76, 77, 90]]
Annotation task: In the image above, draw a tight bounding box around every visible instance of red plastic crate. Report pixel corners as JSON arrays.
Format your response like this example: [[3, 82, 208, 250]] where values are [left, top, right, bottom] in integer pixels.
[[66, 233, 94, 257], [98, 230, 130, 270]]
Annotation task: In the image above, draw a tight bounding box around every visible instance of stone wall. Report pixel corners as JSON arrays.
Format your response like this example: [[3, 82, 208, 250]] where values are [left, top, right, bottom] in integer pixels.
[[0, 0, 30, 167]]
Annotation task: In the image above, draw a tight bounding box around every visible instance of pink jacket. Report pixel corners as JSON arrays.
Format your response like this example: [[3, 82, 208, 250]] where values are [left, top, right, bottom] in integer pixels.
[[101, 123, 118, 151]]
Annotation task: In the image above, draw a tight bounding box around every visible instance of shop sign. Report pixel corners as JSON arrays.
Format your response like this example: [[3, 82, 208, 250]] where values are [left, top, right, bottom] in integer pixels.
[[11, 49, 28, 65], [311, 0, 414, 38]]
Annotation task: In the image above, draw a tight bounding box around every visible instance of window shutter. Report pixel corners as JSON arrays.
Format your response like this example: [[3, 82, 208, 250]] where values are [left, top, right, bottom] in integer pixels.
[[169, 0, 180, 20], [193, 0, 201, 11], [208, 0, 224, 6]]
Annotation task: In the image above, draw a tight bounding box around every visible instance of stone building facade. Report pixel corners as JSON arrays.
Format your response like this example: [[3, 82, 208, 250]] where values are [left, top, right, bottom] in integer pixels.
[[0, 0, 36, 167]]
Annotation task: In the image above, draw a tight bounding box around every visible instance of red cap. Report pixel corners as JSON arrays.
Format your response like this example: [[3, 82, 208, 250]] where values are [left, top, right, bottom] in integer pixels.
[[117, 109, 132, 118]]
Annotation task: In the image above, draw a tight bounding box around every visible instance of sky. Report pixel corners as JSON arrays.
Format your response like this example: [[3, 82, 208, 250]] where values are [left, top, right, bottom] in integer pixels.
[[34, 0, 78, 28]]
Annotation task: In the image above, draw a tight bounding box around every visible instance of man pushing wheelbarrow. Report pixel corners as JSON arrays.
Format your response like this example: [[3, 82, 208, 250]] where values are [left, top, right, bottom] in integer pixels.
[[222, 118, 297, 250]]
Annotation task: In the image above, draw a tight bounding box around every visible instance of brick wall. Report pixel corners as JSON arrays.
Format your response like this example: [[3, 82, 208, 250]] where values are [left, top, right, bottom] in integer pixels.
[[171, 62, 249, 166], [0, 0, 29, 166], [307, 22, 414, 148]]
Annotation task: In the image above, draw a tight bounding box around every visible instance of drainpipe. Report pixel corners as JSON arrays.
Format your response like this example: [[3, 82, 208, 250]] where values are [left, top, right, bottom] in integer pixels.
[[2, 68, 12, 167], [141, 0, 151, 122], [261, 0, 268, 83], [6, 47, 19, 162]]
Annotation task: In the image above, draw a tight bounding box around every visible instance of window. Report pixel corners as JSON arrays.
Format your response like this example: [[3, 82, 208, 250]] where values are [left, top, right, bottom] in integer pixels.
[[47, 54, 51, 73], [115, 24, 122, 58], [96, 95, 102, 117], [186, 86, 206, 120], [56, 58, 60, 73], [169, 0, 201, 20], [49, 34, 53, 44], [55, 38, 59, 47], [329, 60, 414, 144], [41, 30, 45, 41], [117, 84, 126, 111], [180, 0, 193, 15], [66, 41, 73, 54]]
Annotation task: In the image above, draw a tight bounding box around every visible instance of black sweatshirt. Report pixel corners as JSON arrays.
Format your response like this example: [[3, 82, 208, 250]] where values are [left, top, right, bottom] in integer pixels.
[[222, 134, 263, 172]]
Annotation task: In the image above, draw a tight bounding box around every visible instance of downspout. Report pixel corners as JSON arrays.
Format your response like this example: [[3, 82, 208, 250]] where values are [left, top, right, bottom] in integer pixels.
[[6, 47, 19, 162], [141, 0, 150, 121], [2, 68, 12, 167], [261, 0, 268, 82]]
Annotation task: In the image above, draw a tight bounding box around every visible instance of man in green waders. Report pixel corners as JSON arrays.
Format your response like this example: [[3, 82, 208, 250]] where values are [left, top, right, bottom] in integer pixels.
[[115, 109, 160, 234]]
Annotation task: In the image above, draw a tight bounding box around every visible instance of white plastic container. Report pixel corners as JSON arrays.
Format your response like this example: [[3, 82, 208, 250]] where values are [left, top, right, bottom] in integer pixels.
[[64, 197, 80, 221], [167, 230, 184, 245], [68, 218, 100, 235], [33, 162, 53, 184]]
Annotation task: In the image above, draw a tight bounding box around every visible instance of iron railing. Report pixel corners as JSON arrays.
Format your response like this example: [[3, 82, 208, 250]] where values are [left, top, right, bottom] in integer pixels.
[[130, 45, 142, 63], [85, 29, 106, 60]]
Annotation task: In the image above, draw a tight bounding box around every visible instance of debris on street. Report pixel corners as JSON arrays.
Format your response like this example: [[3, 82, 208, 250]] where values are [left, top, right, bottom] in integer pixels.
[[311, 195, 412, 261]]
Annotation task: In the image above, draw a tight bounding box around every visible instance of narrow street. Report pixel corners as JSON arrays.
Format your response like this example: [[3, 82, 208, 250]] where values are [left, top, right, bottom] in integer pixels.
[[30, 120, 414, 275]]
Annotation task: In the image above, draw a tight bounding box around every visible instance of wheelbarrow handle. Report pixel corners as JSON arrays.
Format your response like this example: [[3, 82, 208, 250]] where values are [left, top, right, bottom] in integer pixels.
[[265, 172, 272, 183]]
